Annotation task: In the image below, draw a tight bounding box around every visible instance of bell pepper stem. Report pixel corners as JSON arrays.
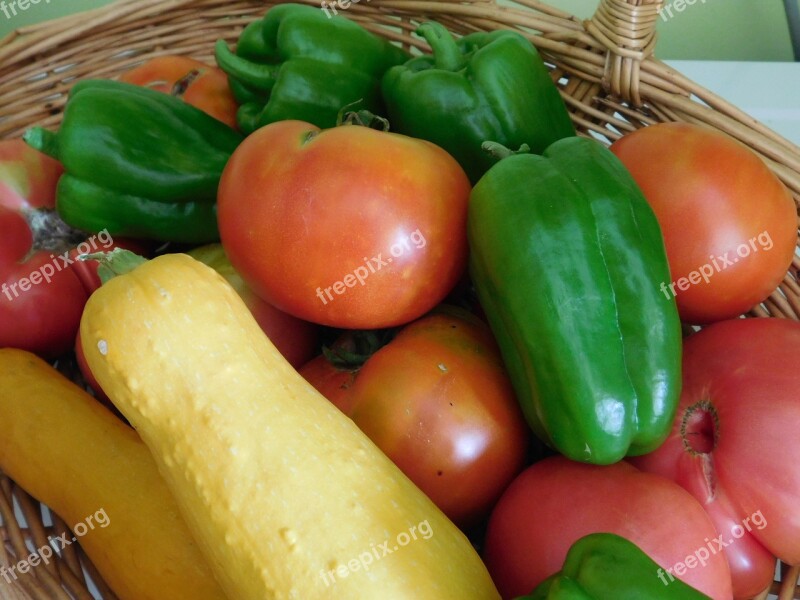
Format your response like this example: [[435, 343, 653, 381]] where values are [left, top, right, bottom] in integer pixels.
[[416, 22, 466, 71], [214, 40, 278, 92], [339, 107, 391, 132], [482, 141, 531, 161], [80, 248, 148, 285], [23, 127, 60, 161]]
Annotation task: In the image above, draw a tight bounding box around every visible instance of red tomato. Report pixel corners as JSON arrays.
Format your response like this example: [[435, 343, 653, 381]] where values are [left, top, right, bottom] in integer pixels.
[[0, 139, 63, 212], [610, 123, 796, 324], [341, 309, 529, 527], [187, 244, 318, 368], [484, 457, 733, 599], [217, 120, 471, 329], [631, 318, 800, 598], [120, 56, 239, 128], [298, 354, 358, 415]]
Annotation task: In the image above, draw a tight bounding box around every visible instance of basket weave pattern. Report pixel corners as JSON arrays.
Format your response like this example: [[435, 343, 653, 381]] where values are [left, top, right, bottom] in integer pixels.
[[0, 0, 799, 598]]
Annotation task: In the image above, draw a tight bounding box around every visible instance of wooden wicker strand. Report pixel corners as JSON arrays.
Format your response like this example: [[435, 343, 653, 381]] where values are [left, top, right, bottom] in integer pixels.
[[1, 1, 799, 598]]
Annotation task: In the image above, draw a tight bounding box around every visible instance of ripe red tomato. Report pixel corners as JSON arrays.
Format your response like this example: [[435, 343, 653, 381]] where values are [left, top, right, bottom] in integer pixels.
[[610, 123, 796, 324], [298, 354, 358, 415], [631, 317, 800, 598], [120, 56, 239, 129], [337, 308, 529, 528], [484, 457, 733, 599], [0, 139, 63, 212], [217, 120, 471, 329]]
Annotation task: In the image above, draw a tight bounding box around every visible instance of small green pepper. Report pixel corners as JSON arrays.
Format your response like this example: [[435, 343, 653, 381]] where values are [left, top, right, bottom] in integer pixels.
[[382, 22, 575, 183], [468, 137, 682, 464], [215, 4, 409, 134], [517, 533, 711, 599], [24, 79, 242, 243]]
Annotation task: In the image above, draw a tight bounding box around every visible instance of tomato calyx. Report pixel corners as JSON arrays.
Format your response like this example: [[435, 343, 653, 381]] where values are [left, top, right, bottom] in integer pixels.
[[321, 329, 394, 371], [338, 108, 390, 132], [681, 398, 719, 455], [24, 207, 86, 256]]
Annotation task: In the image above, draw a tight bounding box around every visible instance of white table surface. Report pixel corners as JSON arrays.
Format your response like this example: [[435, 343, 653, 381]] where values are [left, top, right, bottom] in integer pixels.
[[666, 60, 800, 148]]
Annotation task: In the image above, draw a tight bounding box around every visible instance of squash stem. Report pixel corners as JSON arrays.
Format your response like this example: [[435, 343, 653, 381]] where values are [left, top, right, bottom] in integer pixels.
[[80, 248, 147, 285]]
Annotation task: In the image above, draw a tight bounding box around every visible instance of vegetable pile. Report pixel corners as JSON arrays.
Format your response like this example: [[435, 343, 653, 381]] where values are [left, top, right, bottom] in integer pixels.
[[1, 5, 798, 600]]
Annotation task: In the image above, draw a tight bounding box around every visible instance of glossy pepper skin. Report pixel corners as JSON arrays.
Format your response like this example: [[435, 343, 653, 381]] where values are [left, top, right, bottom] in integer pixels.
[[382, 22, 575, 184], [23, 79, 243, 243], [517, 533, 711, 600], [214, 3, 409, 134], [468, 137, 681, 465]]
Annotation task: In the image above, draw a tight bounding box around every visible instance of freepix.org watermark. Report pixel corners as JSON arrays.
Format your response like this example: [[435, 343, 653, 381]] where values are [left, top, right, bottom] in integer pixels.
[[0, 508, 110, 583], [657, 510, 767, 586], [1, 229, 114, 302], [320, 520, 433, 587], [659, 0, 712, 23], [1, 0, 51, 20], [660, 230, 773, 300], [315, 228, 426, 305]]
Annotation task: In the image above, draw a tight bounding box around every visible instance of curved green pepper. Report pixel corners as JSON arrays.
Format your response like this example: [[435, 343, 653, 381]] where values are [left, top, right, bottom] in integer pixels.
[[468, 137, 681, 464], [215, 3, 408, 134], [23, 79, 242, 244], [517, 533, 711, 599], [382, 22, 575, 183]]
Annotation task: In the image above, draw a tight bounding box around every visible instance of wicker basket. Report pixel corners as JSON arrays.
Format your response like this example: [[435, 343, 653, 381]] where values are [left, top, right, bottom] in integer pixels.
[[0, 0, 798, 598]]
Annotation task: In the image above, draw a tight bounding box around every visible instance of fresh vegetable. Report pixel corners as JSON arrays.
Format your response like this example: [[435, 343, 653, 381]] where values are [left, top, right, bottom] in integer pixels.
[[0, 210, 84, 358], [309, 308, 529, 527], [610, 122, 797, 324], [214, 3, 408, 134], [187, 244, 318, 368], [382, 22, 574, 183], [299, 352, 358, 414], [217, 118, 471, 329], [120, 55, 239, 128], [483, 457, 732, 599], [80, 250, 501, 600], [0, 349, 225, 600], [631, 318, 800, 598], [0, 138, 63, 212], [23, 79, 243, 243], [518, 533, 712, 600], [468, 138, 682, 464]]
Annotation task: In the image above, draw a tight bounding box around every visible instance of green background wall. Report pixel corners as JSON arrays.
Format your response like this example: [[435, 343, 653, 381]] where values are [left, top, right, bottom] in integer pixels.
[[0, 0, 795, 61]]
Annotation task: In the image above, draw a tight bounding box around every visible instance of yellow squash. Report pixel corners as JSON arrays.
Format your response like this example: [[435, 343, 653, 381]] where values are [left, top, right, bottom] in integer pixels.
[[81, 252, 500, 600], [0, 349, 226, 600]]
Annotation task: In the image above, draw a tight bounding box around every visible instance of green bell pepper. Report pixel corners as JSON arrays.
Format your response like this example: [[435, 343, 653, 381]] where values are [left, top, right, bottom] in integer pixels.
[[517, 533, 711, 600], [468, 137, 681, 465], [214, 3, 409, 134], [381, 22, 575, 183], [23, 79, 242, 244]]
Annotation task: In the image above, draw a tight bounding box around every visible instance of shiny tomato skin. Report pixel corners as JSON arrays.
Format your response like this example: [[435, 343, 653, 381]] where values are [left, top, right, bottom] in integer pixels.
[[610, 123, 796, 324], [0, 139, 63, 212], [346, 310, 529, 528], [631, 318, 800, 597], [217, 120, 471, 329], [121, 56, 238, 128], [298, 354, 358, 415], [484, 457, 733, 600]]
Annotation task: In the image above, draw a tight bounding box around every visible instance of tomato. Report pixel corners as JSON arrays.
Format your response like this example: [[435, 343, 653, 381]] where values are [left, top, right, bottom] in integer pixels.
[[187, 244, 319, 368], [0, 139, 63, 212], [120, 56, 238, 128], [631, 318, 800, 598], [336, 308, 529, 527], [298, 354, 358, 415], [610, 123, 796, 324], [217, 120, 471, 329], [483, 456, 733, 599]]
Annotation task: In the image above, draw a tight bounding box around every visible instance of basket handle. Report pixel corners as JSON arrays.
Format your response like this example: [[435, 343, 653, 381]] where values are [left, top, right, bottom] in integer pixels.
[[585, 0, 665, 106]]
